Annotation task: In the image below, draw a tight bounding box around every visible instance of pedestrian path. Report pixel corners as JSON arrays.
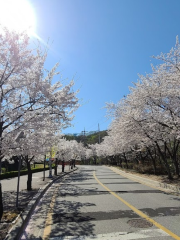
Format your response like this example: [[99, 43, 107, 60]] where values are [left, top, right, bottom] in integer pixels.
[[5, 167, 77, 240]]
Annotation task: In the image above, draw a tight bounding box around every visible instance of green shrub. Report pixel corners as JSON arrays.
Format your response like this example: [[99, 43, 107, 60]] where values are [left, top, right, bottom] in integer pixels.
[[121, 162, 133, 169], [133, 164, 152, 174], [1, 168, 6, 174], [133, 163, 167, 175], [0, 166, 55, 180], [127, 162, 134, 169]]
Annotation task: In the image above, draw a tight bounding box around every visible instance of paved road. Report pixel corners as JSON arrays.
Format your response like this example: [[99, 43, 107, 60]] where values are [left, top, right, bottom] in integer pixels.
[[20, 165, 180, 240]]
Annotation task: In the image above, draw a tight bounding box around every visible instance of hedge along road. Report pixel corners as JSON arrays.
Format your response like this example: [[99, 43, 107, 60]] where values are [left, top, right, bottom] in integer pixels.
[[1, 169, 54, 192], [20, 165, 180, 240]]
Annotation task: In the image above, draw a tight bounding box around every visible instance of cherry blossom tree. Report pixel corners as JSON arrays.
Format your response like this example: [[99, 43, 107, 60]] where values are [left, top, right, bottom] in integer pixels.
[[8, 128, 59, 190], [0, 27, 79, 218], [56, 139, 85, 170], [104, 37, 180, 179]]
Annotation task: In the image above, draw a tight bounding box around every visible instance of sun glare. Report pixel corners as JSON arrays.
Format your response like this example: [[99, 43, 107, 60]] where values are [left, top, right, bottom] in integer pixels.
[[0, 0, 36, 35]]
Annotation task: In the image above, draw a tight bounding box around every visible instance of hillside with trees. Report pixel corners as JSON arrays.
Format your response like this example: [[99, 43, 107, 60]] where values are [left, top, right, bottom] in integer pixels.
[[65, 130, 107, 146]]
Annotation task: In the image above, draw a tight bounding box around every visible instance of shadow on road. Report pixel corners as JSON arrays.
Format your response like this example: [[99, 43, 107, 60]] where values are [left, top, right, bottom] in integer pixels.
[[21, 169, 97, 239]]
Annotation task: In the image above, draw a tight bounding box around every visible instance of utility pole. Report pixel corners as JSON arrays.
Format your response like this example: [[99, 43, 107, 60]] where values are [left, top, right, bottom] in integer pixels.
[[81, 128, 87, 145], [98, 123, 100, 144], [81, 127, 86, 136]]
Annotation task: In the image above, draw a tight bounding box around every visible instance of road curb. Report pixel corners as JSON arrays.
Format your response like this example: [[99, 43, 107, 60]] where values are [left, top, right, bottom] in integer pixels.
[[110, 167, 180, 194], [5, 167, 78, 240]]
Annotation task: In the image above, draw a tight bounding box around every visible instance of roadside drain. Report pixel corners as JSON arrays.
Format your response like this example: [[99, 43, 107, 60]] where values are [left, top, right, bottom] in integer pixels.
[[127, 219, 153, 228]]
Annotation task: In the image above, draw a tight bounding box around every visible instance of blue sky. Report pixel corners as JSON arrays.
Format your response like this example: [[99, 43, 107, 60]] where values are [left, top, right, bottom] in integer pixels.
[[30, 0, 180, 134]]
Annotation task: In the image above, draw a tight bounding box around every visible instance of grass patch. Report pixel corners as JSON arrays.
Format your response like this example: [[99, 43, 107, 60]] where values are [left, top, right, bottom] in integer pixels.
[[32, 164, 46, 169]]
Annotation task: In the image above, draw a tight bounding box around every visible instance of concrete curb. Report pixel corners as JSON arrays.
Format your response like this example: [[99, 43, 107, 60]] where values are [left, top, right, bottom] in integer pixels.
[[110, 167, 180, 194], [159, 182, 180, 193], [5, 167, 78, 240]]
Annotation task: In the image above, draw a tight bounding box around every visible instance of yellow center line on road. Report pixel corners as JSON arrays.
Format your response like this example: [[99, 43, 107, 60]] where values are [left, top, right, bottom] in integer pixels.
[[93, 171, 180, 240], [43, 186, 59, 240]]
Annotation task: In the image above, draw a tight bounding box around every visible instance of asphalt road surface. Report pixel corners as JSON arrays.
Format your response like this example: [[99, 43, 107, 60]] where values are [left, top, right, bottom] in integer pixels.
[[20, 165, 180, 240]]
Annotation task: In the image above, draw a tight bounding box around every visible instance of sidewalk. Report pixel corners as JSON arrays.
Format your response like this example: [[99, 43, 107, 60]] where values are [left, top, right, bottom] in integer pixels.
[[1, 167, 77, 240], [110, 166, 180, 194]]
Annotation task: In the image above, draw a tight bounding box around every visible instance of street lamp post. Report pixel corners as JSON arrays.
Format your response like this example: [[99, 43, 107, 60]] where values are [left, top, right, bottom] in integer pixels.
[[43, 155, 46, 181], [16, 155, 21, 208], [15, 131, 25, 208]]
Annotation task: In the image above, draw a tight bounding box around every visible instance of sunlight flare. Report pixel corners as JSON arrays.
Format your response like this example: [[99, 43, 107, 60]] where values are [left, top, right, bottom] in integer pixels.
[[0, 0, 36, 35]]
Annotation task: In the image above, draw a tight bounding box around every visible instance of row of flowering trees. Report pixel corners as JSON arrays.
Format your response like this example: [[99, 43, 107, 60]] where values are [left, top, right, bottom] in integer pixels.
[[0, 27, 80, 220], [93, 37, 180, 180]]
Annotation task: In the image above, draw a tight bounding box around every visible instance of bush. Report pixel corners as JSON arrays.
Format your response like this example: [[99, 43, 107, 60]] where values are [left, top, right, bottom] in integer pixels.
[[133, 163, 167, 175], [0, 166, 55, 180], [133, 164, 152, 174], [121, 162, 133, 169], [127, 162, 134, 169], [1, 168, 6, 174]]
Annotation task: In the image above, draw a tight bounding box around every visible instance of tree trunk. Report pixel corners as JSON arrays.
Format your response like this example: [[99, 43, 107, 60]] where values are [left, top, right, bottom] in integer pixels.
[[139, 151, 144, 164], [71, 160, 73, 169], [43, 156, 46, 181], [119, 158, 122, 168], [156, 142, 173, 180], [147, 148, 157, 175], [174, 159, 179, 176], [62, 161, 64, 172], [54, 158, 57, 175], [0, 159, 1, 175], [0, 183, 3, 221], [94, 156, 97, 165], [123, 153, 128, 169], [27, 160, 32, 191], [172, 141, 180, 176], [165, 141, 180, 176], [0, 152, 3, 220]]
